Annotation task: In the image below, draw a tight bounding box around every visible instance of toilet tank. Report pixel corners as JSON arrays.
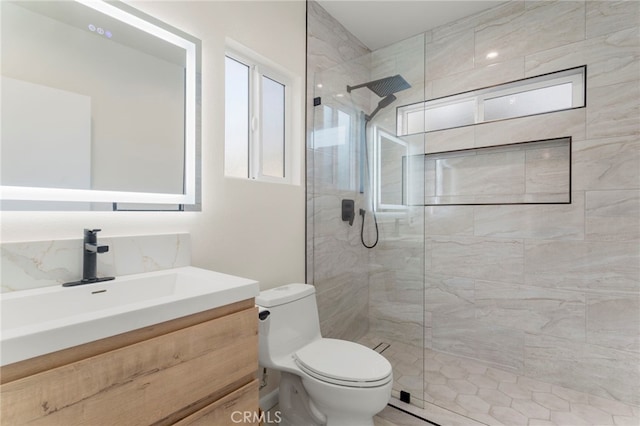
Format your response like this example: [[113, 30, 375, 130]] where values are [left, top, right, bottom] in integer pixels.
[[255, 284, 322, 368]]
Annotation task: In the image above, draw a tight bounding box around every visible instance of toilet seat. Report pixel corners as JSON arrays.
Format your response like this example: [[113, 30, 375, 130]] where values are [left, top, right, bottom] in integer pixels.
[[293, 338, 392, 388]]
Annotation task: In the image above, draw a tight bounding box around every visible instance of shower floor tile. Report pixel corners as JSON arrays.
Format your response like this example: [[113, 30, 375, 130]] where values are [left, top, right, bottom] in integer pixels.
[[359, 333, 640, 426]]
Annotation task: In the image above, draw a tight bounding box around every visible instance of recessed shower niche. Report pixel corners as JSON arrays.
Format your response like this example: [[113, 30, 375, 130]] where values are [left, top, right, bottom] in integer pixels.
[[421, 137, 571, 206], [377, 136, 572, 207]]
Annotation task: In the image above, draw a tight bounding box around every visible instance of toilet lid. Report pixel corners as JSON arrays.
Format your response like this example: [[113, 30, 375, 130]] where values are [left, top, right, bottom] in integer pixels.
[[294, 339, 392, 387]]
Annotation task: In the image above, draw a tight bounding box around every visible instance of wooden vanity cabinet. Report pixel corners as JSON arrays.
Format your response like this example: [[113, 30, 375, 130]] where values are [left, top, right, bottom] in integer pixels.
[[0, 299, 259, 425]]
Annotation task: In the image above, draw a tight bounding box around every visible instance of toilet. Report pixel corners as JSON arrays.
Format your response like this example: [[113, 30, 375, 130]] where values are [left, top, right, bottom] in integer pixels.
[[256, 284, 392, 426]]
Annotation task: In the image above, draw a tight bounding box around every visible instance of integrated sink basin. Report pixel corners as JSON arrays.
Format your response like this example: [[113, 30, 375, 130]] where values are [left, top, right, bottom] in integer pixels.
[[0, 266, 259, 366]]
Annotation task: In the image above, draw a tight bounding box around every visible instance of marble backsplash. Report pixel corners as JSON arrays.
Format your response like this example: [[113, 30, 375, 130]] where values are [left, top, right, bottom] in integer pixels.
[[1, 233, 190, 293]]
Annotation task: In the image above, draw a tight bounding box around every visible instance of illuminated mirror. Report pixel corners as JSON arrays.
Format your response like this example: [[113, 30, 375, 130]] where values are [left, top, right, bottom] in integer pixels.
[[0, 0, 200, 210], [373, 127, 410, 212]]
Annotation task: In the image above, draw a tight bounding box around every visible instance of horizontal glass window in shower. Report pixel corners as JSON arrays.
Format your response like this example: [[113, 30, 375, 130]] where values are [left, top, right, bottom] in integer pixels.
[[397, 66, 586, 136]]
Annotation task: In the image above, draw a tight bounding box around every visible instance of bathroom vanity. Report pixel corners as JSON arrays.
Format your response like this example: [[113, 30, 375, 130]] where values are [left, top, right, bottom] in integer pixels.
[[0, 268, 260, 425]]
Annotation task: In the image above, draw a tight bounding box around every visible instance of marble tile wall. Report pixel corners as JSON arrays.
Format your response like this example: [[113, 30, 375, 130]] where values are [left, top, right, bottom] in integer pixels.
[[419, 0, 640, 406], [369, 228, 425, 349], [366, 34, 426, 364], [1, 233, 190, 292]]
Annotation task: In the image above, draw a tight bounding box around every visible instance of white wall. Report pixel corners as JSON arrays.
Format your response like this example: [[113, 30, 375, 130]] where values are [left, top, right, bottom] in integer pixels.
[[0, 0, 307, 290]]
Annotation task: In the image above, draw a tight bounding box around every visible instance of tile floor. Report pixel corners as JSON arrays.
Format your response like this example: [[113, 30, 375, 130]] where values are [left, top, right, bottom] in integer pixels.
[[361, 334, 640, 426], [375, 404, 433, 426]]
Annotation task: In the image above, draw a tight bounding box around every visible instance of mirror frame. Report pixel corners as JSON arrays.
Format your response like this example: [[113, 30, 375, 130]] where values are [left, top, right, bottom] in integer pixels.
[[0, 0, 200, 207]]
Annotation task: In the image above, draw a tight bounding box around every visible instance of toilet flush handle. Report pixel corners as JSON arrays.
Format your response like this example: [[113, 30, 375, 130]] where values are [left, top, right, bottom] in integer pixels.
[[258, 308, 270, 321], [257, 306, 270, 334]]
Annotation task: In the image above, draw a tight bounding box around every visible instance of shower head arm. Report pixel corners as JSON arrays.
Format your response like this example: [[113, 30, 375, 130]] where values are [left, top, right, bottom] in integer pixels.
[[346, 75, 411, 97], [346, 82, 367, 93]]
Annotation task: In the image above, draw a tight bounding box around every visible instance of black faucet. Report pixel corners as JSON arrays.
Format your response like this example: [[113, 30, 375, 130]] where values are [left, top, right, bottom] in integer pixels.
[[63, 229, 115, 287]]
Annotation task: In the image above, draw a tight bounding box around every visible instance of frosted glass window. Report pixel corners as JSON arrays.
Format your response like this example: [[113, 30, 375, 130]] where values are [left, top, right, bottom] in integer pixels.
[[426, 99, 475, 132], [261, 76, 285, 178], [484, 83, 572, 121], [224, 56, 250, 178], [397, 66, 585, 136], [406, 109, 425, 135]]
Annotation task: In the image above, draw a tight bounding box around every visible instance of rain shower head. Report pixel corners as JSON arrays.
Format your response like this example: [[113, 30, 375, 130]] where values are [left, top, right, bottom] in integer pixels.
[[365, 94, 397, 122], [347, 74, 411, 97]]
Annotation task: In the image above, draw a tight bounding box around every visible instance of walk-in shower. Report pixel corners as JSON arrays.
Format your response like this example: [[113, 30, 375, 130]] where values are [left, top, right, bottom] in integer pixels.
[[309, 1, 640, 423]]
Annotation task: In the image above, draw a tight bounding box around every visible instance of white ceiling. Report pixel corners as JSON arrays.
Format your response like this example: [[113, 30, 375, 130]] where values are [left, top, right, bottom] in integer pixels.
[[315, 0, 508, 50]]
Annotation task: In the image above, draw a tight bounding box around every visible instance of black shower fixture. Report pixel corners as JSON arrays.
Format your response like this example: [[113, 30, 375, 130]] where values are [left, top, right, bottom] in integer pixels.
[[346, 74, 411, 97], [347, 74, 411, 249], [365, 94, 397, 122]]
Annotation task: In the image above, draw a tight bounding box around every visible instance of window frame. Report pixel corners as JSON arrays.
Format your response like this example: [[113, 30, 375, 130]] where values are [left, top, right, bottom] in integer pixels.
[[478, 70, 584, 122], [225, 48, 293, 184], [397, 65, 586, 136]]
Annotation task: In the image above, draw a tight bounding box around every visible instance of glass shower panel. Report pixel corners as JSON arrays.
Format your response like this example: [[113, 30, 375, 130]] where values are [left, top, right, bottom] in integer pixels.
[[310, 58, 371, 342], [309, 33, 426, 408], [313, 104, 355, 190]]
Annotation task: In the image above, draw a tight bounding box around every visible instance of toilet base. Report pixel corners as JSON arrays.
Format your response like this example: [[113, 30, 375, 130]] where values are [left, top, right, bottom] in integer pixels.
[[300, 370, 392, 426], [276, 371, 390, 426], [278, 372, 325, 426]]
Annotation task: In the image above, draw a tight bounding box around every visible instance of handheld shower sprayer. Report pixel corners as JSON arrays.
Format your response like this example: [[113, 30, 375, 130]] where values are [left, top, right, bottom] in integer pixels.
[[366, 95, 397, 122]]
